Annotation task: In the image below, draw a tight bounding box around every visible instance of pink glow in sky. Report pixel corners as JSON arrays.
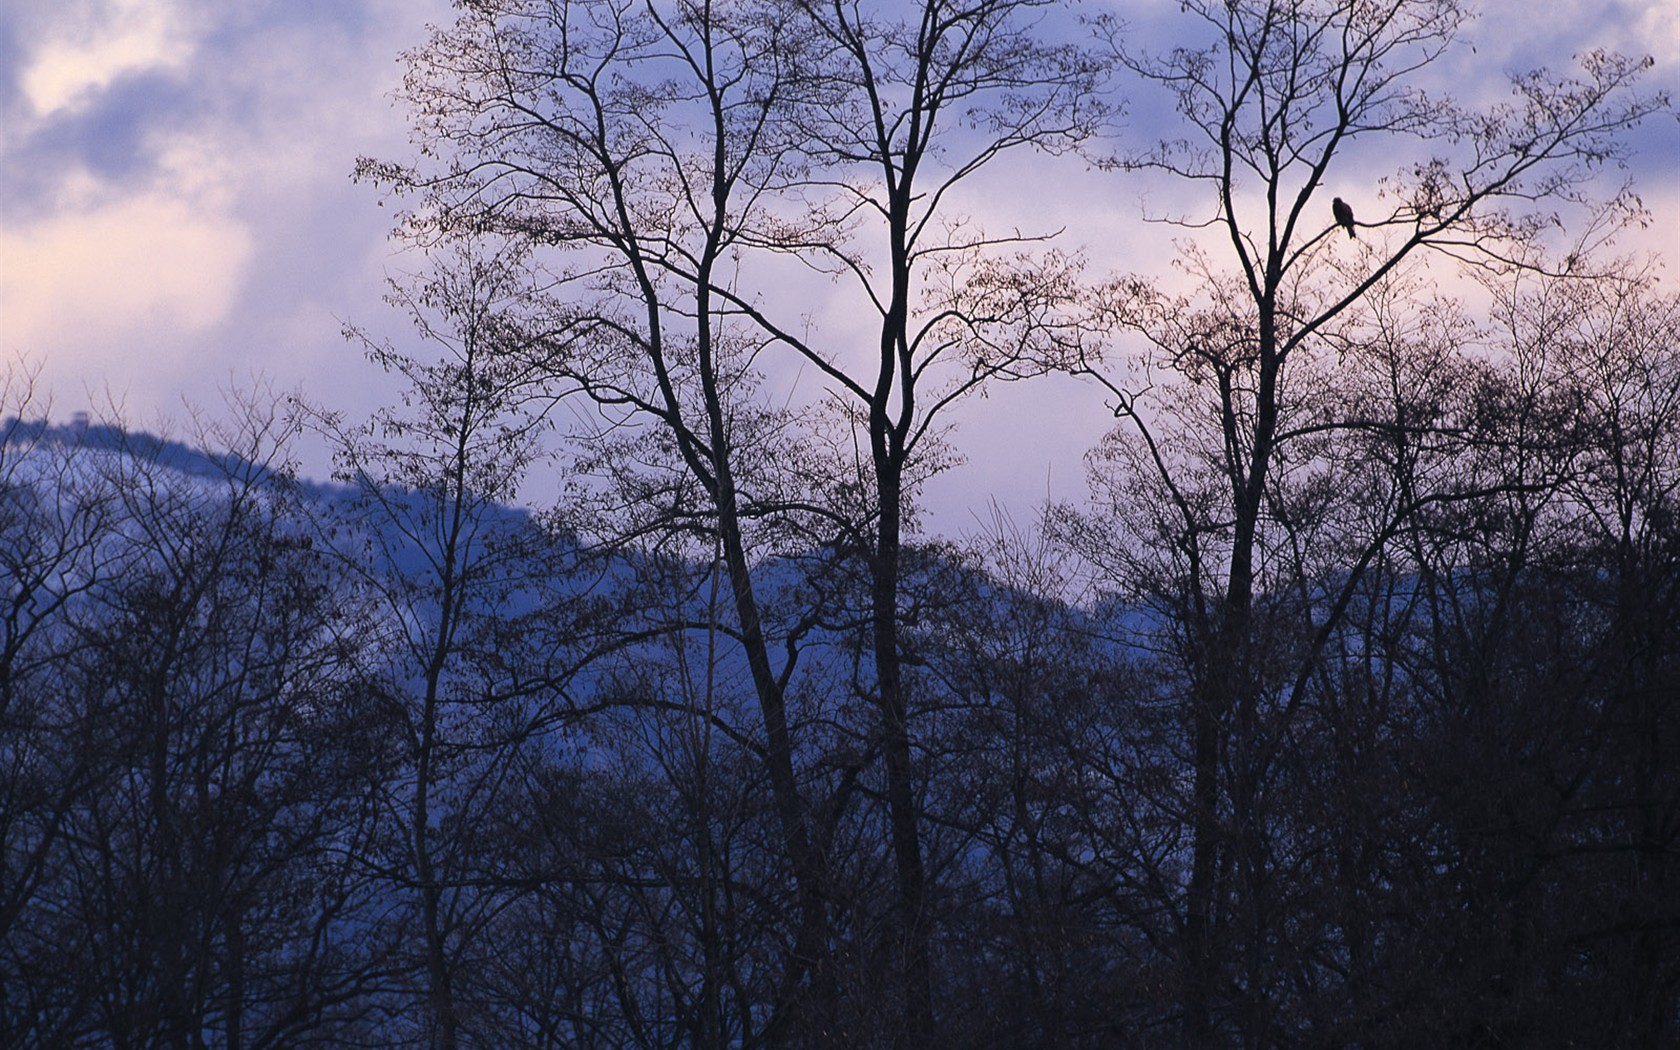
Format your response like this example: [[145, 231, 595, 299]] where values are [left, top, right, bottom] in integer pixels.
[[2, 0, 1677, 529], [0, 0, 451, 426]]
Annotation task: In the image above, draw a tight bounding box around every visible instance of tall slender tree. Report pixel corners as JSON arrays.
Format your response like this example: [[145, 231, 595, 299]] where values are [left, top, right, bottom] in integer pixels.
[[1077, 0, 1663, 1042], [300, 243, 589, 1050]]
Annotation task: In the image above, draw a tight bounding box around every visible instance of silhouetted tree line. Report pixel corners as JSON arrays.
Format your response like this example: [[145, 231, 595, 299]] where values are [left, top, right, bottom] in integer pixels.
[[4, 0, 1677, 1047]]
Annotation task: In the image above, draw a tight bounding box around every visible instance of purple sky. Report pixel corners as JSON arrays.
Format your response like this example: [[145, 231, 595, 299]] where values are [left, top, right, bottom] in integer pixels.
[[3, 0, 1678, 532]]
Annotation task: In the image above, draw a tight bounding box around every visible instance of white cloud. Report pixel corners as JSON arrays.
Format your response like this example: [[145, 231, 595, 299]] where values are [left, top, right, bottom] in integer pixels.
[[1634, 2, 1680, 64], [0, 185, 252, 371], [20, 0, 203, 117], [0, 115, 250, 351], [0, 0, 461, 425]]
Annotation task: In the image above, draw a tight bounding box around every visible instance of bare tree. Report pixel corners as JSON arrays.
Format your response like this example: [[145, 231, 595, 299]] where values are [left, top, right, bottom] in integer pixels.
[[1075, 0, 1664, 1042], [298, 243, 594, 1050], [366, 7, 851, 1035], [365, 2, 1108, 1043], [0, 397, 399, 1049], [754, 8, 1107, 1038], [1504, 266, 1680, 1049], [0, 372, 119, 1045]]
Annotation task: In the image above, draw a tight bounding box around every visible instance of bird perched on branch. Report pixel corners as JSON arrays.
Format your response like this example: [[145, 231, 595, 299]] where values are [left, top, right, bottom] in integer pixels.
[[1332, 197, 1356, 239]]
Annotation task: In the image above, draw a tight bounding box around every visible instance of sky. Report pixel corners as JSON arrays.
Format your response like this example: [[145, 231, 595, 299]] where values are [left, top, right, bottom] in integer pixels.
[[2, 0, 1678, 533]]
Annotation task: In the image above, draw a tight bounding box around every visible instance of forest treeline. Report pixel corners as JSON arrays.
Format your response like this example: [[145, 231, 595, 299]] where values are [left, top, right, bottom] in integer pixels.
[[4, 0, 1679, 1047]]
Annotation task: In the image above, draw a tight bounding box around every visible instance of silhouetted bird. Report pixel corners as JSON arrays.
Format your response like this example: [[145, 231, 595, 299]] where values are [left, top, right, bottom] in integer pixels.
[[1332, 197, 1356, 239]]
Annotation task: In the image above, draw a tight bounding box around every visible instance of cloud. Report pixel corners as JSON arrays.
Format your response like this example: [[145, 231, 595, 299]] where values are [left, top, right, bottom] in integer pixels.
[[0, 0, 449, 419], [0, 193, 249, 334], [19, 0, 202, 118], [0, 149, 253, 395]]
